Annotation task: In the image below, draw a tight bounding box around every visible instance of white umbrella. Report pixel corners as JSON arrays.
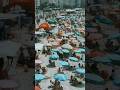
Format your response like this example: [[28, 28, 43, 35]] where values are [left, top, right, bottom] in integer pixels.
[[62, 44, 73, 49], [35, 60, 42, 64], [35, 43, 44, 51]]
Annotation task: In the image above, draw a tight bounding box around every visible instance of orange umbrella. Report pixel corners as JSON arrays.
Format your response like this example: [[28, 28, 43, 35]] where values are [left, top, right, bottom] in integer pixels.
[[35, 86, 41, 90], [39, 23, 51, 30]]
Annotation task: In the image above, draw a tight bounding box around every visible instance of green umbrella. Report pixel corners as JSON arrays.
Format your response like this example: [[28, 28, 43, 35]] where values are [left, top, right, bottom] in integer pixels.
[[47, 18, 57, 24], [69, 57, 78, 62], [62, 49, 70, 53]]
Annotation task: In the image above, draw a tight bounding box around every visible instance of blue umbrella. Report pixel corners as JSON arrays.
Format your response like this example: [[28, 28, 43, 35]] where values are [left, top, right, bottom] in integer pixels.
[[59, 61, 69, 67], [49, 54, 59, 60], [54, 74, 68, 81], [113, 78, 120, 86], [75, 68, 85, 74], [74, 48, 85, 53], [69, 57, 78, 62], [35, 74, 45, 81], [86, 73, 105, 85]]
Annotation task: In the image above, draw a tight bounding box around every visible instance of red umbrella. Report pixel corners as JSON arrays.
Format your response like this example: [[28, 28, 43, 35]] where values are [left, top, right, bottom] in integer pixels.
[[87, 50, 107, 58], [35, 86, 41, 90], [39, 23, 51, 30]]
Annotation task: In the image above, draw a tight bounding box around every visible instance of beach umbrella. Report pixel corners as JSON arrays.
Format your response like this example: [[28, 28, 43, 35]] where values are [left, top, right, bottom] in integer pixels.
[[62, 49, 70, 53], [62, 44, 73, 50], [92, 56, 111, 64], [87, 33, 103, 40], [59, 61, 69, 67], [39, 23, 51, 30], [106, 54, 120, 60], [54, 74, 67, 81], [86, 23, 96, 28], [35, 74, 45, 81], [47, 18, 57, 24], [35, 86, 41, 90], [35, 60, 42, 64], [49, 54, 59, 60], [51, 49, 59, 53], [69, 57, 79, 62], [75, 68, 85, 74], [113, 78, 120, 86], [74, 48, 85, 53], [86, 28, 98, 33], [86, 73, 105, 85], [107, 54, 120, 65], [58, 49, 63, 54], [96, 16, 113, 25], [57, 16, 65, 19], [107, 33, 120, 40]]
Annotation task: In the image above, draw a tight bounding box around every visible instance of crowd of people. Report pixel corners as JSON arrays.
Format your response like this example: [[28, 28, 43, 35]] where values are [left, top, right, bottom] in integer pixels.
[[35, 8, 85, 90]]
